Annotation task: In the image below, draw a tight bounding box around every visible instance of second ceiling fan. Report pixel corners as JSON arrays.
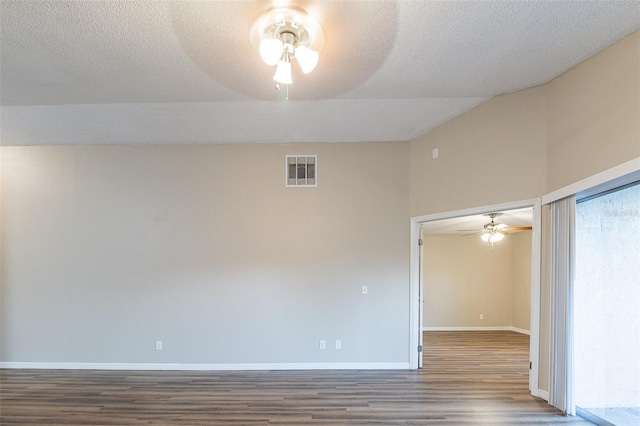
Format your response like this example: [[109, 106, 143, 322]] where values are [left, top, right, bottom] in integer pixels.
[[460, 213, 532, 245]]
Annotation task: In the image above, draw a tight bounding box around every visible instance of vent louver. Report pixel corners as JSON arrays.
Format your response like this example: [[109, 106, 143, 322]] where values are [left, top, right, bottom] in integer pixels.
[[286, 155, 317, 187]]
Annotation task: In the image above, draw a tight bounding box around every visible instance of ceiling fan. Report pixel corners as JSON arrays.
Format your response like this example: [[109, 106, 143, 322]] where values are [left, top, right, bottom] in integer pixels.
[[460, 213, 532, 245]]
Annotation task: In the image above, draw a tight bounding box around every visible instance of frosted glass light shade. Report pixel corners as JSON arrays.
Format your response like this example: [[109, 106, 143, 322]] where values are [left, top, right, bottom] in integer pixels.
[[491, 232, 504, 242], [481, 232, 505, 243], [295, 45, 319, 74], [273, 59, 292, 84], [260, 38, 284, 66]]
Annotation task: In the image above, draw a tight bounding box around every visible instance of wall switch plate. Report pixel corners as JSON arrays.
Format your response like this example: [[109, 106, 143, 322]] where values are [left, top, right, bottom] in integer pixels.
[[479, 314, 484, 320], [319, 340, 326, 350], [432, 148, 439, 159], [155, 340, 163, 351], [335, 340, 342, 350], [361, 285, 368, 295]]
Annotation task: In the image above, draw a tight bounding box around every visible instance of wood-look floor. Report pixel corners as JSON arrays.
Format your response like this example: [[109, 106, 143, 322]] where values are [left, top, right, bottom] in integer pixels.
[[0, 331, 593, 425]]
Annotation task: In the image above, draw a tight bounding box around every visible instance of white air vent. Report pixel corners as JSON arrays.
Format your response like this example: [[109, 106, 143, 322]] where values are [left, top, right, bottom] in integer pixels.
[[286, 155, 317, 187]]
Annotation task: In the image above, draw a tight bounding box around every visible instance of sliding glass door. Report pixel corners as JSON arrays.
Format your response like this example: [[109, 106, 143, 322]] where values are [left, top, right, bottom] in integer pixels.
[[574, 181, 640, 425]]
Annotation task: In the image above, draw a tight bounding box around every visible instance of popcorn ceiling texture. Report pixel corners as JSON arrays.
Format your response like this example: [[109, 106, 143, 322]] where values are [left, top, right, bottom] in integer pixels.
[[1, 0, 639, 145]]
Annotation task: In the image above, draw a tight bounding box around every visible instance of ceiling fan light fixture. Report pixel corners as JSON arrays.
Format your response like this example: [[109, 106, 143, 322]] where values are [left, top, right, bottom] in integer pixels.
[[250, 6, 324, 90], [294, 44, 319, 74], [491, 232, 504, 242], [472, 212, 531, 248], [481, 230, 505, 243], [273, 54, 292, 85], [259, 38, 284, 65]]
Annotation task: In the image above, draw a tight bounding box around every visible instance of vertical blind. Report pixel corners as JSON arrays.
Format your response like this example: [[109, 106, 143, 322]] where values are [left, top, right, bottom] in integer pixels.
[[548, 195, 576, 415]]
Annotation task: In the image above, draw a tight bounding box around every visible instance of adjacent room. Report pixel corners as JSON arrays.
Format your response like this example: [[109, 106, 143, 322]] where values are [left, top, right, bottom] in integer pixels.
[[1, 1, 639, 424], [421, 208, 533, 334]]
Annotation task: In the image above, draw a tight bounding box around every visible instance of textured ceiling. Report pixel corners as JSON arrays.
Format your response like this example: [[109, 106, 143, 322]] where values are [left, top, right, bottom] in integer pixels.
[[1, 0, 639, 145]]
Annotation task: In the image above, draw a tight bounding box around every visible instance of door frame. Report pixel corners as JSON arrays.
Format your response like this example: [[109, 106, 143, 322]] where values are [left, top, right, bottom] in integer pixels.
[[409, 198, 541, 394]]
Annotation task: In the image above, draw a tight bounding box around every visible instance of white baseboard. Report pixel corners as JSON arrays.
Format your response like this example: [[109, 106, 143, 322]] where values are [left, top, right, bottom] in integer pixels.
[[422, 326, 530, 335], [0, 362, 410, 371]]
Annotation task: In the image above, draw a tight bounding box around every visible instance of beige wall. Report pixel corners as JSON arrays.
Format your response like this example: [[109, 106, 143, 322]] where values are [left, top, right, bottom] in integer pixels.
[[423, 234, 512, 327], [422, 231, 531, 330], [511, 230, 532, 331], [0, 142, 410, 364], [546, 31, 640, 192], [409, 86, 547, 217]]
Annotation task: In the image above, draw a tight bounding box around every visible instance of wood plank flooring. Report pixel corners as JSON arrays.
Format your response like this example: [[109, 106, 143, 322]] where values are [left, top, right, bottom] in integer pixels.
[[0, 331, 593, 425]]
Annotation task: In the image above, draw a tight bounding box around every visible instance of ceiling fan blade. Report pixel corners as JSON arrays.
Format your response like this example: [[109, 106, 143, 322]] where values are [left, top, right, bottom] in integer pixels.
[[504, 226, 533, 231]]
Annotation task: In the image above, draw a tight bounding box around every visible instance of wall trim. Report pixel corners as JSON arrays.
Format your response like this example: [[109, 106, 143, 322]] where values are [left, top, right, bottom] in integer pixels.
[[411, 199, 540, 224], [422, 326, 530, 335], [529, 199, 542, 395], [0, 362, 410, 371]]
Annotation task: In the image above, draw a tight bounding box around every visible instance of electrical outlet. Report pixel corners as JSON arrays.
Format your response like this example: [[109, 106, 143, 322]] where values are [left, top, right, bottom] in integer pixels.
[[335, 340, 342, 350], [319, 340, 326, 350], [479, 314, 484, 320], [155, 340, 163, 351]]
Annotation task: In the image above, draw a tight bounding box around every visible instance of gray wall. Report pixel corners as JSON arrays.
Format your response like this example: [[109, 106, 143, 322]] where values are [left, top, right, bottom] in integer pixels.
[[1, 142, 409, 365]]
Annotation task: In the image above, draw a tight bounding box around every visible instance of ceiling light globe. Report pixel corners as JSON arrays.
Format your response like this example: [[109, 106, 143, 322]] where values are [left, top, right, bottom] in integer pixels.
[[490, 232, 505, 243], [295, 45, 319, 74], [273, 59, 292, 85], [260, 38, 284, 66], [481, 233, 491, 242]]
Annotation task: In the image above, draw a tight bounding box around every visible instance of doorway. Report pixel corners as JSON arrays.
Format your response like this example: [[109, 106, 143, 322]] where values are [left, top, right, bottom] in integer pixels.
[[410, 199, 542, 395]]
